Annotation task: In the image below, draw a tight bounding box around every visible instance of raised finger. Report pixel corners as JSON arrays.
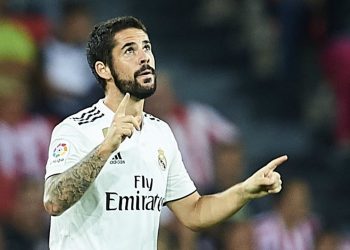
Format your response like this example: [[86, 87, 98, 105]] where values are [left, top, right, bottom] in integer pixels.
[[116, 93, 130, 117], [264, 155, 288, 174]]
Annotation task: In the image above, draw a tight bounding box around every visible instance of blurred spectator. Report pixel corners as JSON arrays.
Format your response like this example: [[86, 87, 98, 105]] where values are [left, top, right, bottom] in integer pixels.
[[213, 143, 244, 191], [321, 37, 350, 151], [0, 0, 52, 115], [195, 0, 237, 27], [222, 221, 255, 250], [0, 75, 55, 221], [12, 12, 51, 47], [315, 230, 350, 250], [4, 0, 52, 46], [316, 231, 340, 250], [252, 179, 321, 250], [0, 0, 37, 78], [238, 0, 279, 80], [267, 0, 326, 119], [1, 178, 49, 250], [41, 1, 102, 119]]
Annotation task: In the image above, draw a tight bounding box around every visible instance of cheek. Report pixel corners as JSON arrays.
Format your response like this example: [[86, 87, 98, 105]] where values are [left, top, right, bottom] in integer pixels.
[[114, 62, 134, 79]]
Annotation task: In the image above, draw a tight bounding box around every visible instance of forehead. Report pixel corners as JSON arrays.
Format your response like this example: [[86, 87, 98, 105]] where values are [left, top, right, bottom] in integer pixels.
[[114, 28, 149, 47]]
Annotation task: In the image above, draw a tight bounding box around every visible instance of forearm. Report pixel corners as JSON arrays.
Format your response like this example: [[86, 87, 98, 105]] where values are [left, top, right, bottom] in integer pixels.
[[43, 145, 111, 216], [190, 183, 251, 230], [170, 156, 286, 231], [169, 184, 251, 231]]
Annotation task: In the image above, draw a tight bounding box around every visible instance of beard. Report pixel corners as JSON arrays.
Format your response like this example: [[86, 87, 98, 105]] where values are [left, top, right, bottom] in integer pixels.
[[111, 64, 157, 100]]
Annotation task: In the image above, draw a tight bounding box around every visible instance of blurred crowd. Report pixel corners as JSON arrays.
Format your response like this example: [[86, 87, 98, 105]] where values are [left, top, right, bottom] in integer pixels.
[[0, 0, 349, 249]]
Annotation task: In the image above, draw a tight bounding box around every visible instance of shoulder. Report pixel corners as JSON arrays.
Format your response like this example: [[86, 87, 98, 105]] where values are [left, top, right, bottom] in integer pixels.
[[143, 112, 177, 142], [143, 112, 172, 132], [143, 112, 181, 153], [52, 103, 105, 136], [68, 104, 105, 126], [144, 112, 166, 126]]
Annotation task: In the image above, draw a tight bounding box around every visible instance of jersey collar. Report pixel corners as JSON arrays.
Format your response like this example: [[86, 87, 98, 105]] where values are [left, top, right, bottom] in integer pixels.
[[96, 99, 115, 119], [96, 98, 146, 129]]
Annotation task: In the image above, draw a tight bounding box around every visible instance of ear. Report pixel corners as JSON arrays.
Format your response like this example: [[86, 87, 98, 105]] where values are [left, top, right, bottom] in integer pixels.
[[95, 61, 112, 81]]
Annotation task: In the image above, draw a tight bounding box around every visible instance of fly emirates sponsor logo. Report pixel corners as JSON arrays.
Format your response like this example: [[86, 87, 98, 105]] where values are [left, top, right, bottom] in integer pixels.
[[105, 175, 164, 212]]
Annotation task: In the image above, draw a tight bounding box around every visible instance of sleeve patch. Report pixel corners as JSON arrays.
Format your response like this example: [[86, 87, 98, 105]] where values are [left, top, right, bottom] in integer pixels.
[[49, 142, 70, 165]]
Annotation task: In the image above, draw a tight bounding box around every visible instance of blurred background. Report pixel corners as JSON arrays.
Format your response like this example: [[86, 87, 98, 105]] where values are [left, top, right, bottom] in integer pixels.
[[0, 0, 349, 249]]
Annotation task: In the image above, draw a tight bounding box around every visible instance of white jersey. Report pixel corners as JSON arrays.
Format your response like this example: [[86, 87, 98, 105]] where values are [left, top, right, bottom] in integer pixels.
[[45, 99, 196, 250]]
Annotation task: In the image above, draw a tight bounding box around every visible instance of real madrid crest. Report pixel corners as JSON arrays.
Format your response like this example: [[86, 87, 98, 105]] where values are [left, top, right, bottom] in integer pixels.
[[158, 148, 167, 171]]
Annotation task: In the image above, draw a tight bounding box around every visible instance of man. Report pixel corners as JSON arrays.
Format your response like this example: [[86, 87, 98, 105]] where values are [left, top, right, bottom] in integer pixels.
[[43, 16, 287, 250]]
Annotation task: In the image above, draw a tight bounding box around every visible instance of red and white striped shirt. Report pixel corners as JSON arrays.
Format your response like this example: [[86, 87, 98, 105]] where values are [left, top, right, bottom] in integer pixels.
[[253, 211, 320, 250], [0, 115, 54, 218], [166, 102, 239, 192]]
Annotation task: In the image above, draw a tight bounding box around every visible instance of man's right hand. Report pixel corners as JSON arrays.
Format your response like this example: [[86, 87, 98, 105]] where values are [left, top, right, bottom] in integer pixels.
[[241, 155, 288, 200], [98, 93, 141, 157]]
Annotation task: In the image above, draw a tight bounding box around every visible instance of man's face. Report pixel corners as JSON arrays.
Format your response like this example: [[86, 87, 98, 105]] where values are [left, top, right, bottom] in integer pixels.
[[110, 28, 156, 99]]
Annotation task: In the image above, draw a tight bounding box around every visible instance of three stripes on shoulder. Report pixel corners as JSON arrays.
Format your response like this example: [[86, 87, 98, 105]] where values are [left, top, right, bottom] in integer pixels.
[[71, 106, 104, 125]]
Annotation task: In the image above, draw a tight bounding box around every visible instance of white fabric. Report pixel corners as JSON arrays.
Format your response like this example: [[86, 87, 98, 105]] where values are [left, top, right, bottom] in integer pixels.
[[45, 99, 196, 250]]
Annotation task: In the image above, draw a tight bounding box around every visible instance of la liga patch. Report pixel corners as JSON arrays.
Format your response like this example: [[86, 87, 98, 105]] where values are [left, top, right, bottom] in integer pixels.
[[50, 142, 69, 165], [53, 143, 68, 158]]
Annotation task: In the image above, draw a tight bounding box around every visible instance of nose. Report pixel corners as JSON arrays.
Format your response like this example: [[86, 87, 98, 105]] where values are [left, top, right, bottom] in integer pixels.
[[138, 50, 150, 65]]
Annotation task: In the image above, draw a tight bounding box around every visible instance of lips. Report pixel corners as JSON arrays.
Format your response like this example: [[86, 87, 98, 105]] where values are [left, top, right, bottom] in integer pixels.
[[135, 65, 155, 78], [138, 70, 152, 76]]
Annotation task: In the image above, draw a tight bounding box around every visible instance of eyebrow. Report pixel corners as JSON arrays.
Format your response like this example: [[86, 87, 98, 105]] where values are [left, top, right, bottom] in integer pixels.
[[121, 42, 134, 50], [121, 40, 151, 50]]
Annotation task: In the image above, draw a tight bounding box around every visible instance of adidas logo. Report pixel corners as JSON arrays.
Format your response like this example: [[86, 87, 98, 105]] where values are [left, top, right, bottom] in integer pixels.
[[110, 152, 125, 164]]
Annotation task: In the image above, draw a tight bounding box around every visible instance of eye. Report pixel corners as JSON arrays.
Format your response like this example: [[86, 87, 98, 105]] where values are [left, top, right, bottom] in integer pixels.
[[144, 44, 152, 52], [125, 47, 134, 55]]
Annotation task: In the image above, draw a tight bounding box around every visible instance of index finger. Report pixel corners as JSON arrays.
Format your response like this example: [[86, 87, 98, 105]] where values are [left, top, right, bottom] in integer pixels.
[[116, 93, 130, 116], [264, 155, 288, 173]]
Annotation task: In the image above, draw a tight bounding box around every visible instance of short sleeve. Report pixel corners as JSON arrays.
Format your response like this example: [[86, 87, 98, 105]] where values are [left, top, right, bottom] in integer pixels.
[[164, 128, 196, 204], [45, 122, 90, 179]]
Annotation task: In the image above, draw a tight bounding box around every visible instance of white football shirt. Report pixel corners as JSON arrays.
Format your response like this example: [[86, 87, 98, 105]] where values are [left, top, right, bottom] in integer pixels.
[[45, 99, 196, 250]]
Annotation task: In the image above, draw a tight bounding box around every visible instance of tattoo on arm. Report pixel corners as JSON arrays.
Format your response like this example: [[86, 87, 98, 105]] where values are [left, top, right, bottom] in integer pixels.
[[44, 146, 108, 215]]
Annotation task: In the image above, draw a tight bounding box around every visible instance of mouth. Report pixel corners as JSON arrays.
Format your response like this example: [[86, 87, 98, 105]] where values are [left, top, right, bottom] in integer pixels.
[[137, 70, 153, 77], [134, 65, 155, 84], [136, 72, 154, 84]]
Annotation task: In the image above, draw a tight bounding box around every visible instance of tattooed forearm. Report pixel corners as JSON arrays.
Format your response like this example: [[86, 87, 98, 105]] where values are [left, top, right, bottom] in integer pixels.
[[44, 146, 109, 216]]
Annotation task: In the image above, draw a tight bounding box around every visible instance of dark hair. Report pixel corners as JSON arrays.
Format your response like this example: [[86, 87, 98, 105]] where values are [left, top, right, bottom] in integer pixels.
[[86, 16, 147, 90]]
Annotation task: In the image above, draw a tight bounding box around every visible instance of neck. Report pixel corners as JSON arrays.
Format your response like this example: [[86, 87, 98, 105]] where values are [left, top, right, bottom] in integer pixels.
[[104, 91, 144, 118]]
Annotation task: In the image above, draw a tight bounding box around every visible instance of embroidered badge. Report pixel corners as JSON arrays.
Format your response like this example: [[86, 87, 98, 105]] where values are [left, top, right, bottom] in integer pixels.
[[51, 142, 69, 165], [53, 143, 68, 158], [158, 148, 167, 171]]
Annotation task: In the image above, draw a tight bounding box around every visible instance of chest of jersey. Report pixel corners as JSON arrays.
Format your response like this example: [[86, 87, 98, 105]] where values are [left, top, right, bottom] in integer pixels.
[[85, 122, 171, 214]]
